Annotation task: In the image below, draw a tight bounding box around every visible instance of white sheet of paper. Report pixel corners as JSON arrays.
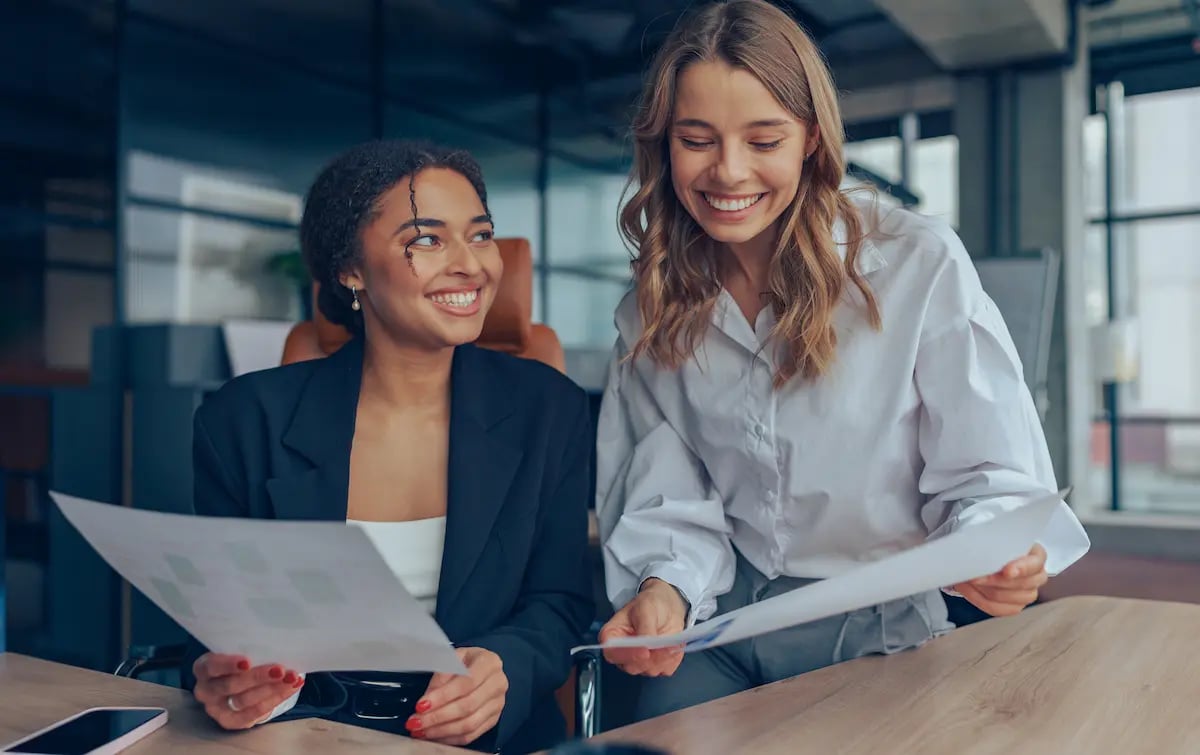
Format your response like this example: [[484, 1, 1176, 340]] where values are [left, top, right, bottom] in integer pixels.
[[576, 492, 1061, 654], [50, 491, 466, 675], [221, 319, 296, 377]]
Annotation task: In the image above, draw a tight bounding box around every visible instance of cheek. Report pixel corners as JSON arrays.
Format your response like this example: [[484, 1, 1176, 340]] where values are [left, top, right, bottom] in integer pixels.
[[761, 157, 803, 193], [669, 150, 702, 195], [368, 259, 427, 306]]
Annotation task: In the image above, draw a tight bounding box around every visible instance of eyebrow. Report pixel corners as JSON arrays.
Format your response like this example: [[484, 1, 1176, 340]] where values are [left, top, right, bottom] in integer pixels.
[[394, 214, 493, 235], [673, 118, 793, 129]]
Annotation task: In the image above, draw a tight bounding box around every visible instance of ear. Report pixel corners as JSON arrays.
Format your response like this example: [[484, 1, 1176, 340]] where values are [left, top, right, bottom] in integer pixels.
[[804, 123, 821, 159], [338, 268, 365, 291]]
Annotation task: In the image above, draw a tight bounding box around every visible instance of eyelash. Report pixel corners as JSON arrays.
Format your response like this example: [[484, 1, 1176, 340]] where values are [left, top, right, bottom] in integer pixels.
[[407, 229, 493, 249], [678, 138, 783, 152]]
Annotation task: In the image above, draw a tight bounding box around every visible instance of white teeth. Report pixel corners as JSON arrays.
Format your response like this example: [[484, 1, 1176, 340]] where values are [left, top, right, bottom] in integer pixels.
[[430, 290, 479, 308], [704, 193, 764, 212]]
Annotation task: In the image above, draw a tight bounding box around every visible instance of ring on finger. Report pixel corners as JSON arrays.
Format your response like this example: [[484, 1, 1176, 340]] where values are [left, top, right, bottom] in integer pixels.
[[227, 696, 241, 712]]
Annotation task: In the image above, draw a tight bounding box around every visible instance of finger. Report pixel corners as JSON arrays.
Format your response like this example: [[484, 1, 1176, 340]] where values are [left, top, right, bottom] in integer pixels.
[[207, 663, 290, 699], [975, 585, 1041, 606], [973, 569, 1049, 591], [603, 646, 651, 667], [419, 693, 504, 742], [206, 690, 289, 732], [419, 672, 482, 712], [423, 671, 454, 695], [956, 583, 1029, 617], [646, 647, 685, 676], [194, 653, 250, 682], [227, 679, 301, 716], [1000, 544, 1048, 579]]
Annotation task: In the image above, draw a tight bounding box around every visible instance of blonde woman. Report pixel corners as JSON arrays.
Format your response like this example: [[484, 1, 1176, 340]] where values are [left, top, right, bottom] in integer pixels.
[[595, 0, 1089, 719]]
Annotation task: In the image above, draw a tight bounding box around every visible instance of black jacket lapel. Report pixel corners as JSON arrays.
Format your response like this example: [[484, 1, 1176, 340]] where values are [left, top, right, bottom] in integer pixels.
[[436, 345, 523, 627], [266, 339, 362, 522]]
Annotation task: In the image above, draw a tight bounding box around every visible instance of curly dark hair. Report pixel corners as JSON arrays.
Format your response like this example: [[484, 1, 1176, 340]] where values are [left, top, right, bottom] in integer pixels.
[[299, 139, 490, 336]]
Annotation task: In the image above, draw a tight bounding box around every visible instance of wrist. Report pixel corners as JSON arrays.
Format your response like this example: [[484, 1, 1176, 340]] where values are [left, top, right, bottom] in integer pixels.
[[639, 578, 691, 623]]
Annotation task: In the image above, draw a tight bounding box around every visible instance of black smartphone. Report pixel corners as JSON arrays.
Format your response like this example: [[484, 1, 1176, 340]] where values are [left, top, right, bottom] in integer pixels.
[[2, 707, 168, 755]]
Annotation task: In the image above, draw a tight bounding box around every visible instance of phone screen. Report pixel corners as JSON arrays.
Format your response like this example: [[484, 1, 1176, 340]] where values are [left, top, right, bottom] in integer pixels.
[[5, 709, 162, 754]]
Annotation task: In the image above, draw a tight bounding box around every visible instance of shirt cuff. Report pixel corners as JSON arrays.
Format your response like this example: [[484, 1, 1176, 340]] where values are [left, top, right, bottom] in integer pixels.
[[639, 562, 713, 627], [935, 496, 1091, 576]]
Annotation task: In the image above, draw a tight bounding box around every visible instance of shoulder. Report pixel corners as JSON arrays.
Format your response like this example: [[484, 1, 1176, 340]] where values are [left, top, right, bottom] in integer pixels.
[[465, 345, 590, 420], [854, 197, 972, 275], [613, 288, 642, 347], [852, 198, 983, 301], [196, 358, 319, 431]]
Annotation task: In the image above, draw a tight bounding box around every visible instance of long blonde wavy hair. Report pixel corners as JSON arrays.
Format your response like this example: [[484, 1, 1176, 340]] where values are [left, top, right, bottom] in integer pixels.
[[620, 0, 881, 386]]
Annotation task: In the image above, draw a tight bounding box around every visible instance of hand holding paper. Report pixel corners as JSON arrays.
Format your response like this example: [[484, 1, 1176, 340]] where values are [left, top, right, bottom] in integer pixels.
[[599, 578, 688, 676], [953, 541, 1049, 616], [578, 491, 1065, 657], [49, 491, 466, 676]]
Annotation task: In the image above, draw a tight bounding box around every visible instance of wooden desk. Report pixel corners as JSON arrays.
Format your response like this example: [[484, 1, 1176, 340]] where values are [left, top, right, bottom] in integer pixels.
[[592, 596, 1200, 753], [0, 653, 465, 753]]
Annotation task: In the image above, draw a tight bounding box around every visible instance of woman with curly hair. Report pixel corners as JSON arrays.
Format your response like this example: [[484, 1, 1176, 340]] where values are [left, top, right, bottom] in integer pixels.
[[595, 0, 1089, 720], [183, 139, 593, 753]]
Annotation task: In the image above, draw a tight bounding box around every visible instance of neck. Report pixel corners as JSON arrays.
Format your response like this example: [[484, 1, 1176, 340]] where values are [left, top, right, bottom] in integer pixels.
[[722, 225, 777, 291], [359, 336, 454, 410]]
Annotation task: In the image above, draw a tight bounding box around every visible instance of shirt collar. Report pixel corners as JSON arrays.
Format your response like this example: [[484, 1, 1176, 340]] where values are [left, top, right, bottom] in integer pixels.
[[712, 208, 888, 344], [833, 211, 888, 277]]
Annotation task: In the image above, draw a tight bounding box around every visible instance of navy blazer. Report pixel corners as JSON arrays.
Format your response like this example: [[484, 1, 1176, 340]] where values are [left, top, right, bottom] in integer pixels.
[[182, 337, 595, 753]]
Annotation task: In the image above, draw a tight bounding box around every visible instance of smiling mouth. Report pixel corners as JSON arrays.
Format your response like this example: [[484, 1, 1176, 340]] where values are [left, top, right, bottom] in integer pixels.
[[702, 193, 766, 212], [427, 289, 479, 308]]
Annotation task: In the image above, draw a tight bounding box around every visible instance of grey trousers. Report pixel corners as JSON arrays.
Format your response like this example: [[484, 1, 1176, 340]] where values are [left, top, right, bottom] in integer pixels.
[[635, 550, 954, 721]]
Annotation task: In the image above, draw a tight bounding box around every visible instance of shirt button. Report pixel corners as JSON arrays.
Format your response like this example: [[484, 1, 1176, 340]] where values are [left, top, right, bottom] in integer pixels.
[[754, 423, 766, 438]]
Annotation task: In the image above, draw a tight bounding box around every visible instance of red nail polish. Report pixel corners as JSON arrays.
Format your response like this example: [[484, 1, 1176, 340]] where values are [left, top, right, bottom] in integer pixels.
[[413, 730, 427, 739], [236, 660, 250, 671], [268, 666, 283, 680], [406, 717, 422, 732], [415, 700, 431, 713], [283, 672, 296, 685]]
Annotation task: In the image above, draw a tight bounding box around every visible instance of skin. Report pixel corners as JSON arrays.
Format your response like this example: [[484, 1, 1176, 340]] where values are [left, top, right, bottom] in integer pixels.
[[194, 168, 508, 746], [599, 60, 1050, 679]]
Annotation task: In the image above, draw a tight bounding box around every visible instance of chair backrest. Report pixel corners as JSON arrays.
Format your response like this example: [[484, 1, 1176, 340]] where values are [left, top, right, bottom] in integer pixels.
[[974, 248, 1060, 421], [280, 237, 565, 372]]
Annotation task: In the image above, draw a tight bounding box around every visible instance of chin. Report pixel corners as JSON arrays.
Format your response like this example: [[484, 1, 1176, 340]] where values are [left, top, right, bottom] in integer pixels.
[[449, 318, 489, 345], [697, 219, 777, 247]]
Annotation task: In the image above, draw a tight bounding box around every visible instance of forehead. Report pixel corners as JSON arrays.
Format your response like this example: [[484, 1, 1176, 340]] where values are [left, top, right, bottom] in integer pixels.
[[375, 167, 485, 221], [673, 60, 792, 125]]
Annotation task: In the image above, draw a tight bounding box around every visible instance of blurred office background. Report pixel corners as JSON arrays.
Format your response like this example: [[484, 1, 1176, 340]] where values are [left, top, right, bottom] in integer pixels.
[[2, 0, 1200, 715]]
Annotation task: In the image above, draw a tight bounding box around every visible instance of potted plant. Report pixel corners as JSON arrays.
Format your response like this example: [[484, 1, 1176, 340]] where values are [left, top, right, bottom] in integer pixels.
[[265, 250, 312, 320]]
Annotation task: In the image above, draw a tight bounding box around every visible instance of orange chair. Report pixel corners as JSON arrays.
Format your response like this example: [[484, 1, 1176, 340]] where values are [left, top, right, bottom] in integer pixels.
[[281, 238, 564, 372]]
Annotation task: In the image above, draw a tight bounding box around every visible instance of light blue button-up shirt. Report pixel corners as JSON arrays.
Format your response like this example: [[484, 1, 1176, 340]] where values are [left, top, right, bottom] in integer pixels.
[[595, 200, 1090, 622]]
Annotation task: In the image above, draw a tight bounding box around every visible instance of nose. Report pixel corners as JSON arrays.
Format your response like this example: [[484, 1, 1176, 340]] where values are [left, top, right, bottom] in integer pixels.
[[444, 236, 485, 278], [712, 143, 752, 187]]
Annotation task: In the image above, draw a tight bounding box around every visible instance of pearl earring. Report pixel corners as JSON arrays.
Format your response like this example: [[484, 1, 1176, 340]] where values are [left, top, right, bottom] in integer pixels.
[[350, 285, 361, 311]]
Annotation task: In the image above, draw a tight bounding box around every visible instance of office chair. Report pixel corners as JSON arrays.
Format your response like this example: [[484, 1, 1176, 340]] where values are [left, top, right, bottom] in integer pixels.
[[116, 237, 604, 737], [973, 248, 1061, 423]]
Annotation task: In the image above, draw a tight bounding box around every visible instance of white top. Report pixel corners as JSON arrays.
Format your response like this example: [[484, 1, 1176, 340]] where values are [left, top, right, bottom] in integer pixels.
[[266, 516, 447, 722], [595, 199, 1091, 624], [348, 516, 447, 615]]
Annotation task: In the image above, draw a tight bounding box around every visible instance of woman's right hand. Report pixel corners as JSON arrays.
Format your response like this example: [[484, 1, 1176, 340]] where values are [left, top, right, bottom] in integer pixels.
[[598, 578, 689, 677], [192, 653, 304, 730]]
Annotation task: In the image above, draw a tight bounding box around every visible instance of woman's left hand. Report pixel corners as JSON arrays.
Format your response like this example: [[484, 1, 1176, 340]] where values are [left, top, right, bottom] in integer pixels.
[[953, 542, 1049, 617], [407, 647, 508, 746]]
